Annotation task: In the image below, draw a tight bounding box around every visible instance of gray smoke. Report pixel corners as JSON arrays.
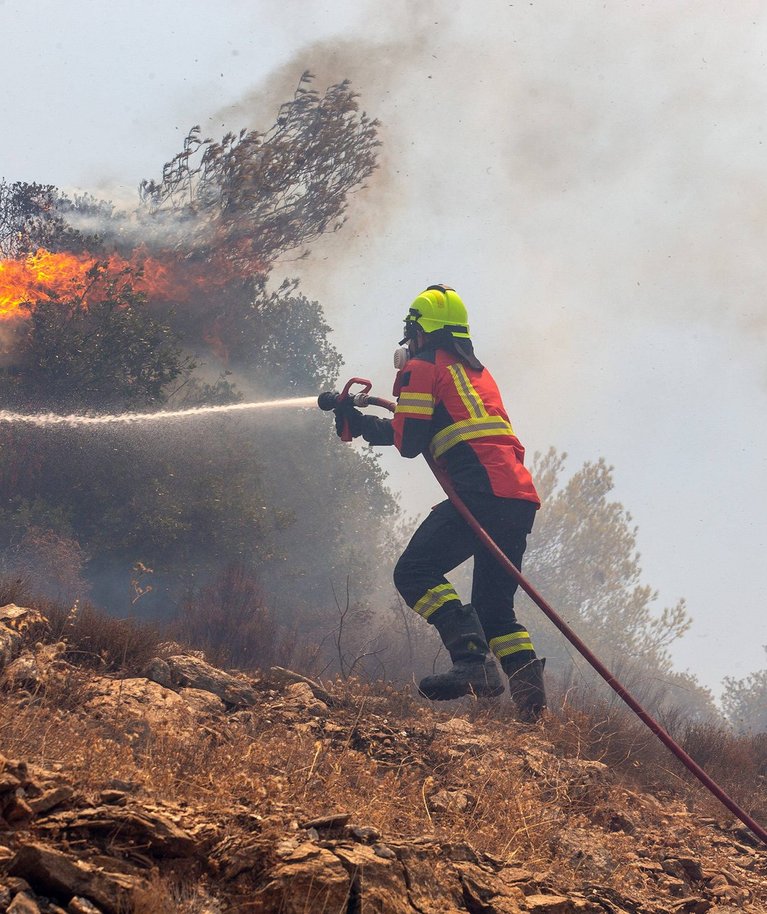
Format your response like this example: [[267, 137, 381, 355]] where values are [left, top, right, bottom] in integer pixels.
[[212, 1, 767, 695]]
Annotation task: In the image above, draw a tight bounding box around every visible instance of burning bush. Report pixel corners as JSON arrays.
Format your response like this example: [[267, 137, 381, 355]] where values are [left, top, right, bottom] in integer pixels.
[[0, 75, 395, 634]]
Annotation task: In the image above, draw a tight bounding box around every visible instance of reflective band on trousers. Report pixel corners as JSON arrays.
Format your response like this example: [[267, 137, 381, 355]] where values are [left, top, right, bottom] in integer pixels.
[[430, 416, 514, 460], [489, 630, 535, 659], [413, 583, 461, 620]]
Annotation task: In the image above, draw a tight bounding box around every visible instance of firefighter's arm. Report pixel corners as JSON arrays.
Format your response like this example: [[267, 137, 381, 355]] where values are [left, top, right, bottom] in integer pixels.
[[392, 361, 436, 458], [360, 415, 395, 446]]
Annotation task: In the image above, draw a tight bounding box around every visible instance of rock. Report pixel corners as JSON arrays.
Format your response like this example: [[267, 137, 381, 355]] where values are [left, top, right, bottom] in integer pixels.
[[98, 790, 128, 806], [7, 893, 41, 914], [373, 843, 397, 860], [249, 842, 350, 914], [2, 654, 41, 690], [166, 655, 260, 707], [4, 795, 34, 825], [603, 809, 636, 833], [660, 875, 690, 897], [676, 858, 704, 882], [0, 625, 22, 672], [283, 681, 329, 716], [347, 824, 381, 843], [85, 677, 191, 727], [28, 785, 75, 815], [672, 899, 712, 913], [435, 718, 476, 736], [68, 898, 104, 914], [2, 641, 68, 691], [583, 885, 640, 913], [9, 842, 148, 914], [299, 812, 351, 831], [428, 788, 475, 815], [555, 827, 616, 880], [0, 770, 22, 793], [0, 605, 47, 631], [434, 717, 492, 750], [37, 806, 196, 857], [141, 657, 172, 688], [457, 864, 528, 914], [525, 894, 601, 912], [5, 877, 32, 895], [526, 751, 613, 806], [269, 666, 341, 707], [394, 844, 468, 913], [178, 687, 227, 715], [104, 779, 139, 794], [332, 843, 413, 912], [210, 835, 270, 880]]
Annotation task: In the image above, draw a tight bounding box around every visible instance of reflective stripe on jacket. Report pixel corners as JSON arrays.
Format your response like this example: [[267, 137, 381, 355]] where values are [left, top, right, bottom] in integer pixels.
[[392, 349, 540, 504]]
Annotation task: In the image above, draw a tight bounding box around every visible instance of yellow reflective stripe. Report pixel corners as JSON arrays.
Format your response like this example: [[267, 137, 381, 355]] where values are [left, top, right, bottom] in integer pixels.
[[396, 405, 433, 416], [430, 416, 514, 460], [395, 391, 435, 418], [413, 583, 460, 620], [490, 631, 535, 659], [447, 364, 486, 419], [398, 392, 435, 407]]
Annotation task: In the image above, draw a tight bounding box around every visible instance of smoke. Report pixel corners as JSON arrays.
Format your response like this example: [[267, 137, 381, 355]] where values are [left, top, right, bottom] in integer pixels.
[[215, 2, 767, 367], [207, 0, 767, 694], [2, 0, 765, 690], [63, 206, 211, 257]]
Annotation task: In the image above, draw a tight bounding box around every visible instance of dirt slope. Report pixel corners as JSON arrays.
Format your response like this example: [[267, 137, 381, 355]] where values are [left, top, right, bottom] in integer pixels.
[[0, 603, 764, 913]]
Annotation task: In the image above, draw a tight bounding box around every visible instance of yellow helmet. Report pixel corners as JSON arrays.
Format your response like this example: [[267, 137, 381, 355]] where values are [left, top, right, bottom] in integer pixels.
[[403, 284, 470, 340]]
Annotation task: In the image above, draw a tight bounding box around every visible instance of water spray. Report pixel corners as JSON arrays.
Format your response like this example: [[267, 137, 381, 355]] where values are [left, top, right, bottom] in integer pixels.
[[319, 377, 767, 847], [0, 396, 317, 428]]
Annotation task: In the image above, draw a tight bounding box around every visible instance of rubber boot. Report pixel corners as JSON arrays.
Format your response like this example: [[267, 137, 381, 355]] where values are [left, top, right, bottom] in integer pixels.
[[502, 654, 547, 722], [418, 604, 504, 701]]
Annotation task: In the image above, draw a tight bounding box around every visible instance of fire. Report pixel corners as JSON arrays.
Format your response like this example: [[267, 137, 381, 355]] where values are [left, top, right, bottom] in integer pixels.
[[0, 249, 234, 319]]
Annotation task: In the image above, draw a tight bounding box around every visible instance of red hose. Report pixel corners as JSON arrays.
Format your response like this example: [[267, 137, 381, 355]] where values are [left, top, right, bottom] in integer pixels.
[[371, 392, 767, 845], [427, 454, 767, 846]]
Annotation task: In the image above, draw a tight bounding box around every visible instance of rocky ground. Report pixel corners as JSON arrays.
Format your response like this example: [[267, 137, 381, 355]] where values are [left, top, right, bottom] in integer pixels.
[[0, 602, 764, 913]]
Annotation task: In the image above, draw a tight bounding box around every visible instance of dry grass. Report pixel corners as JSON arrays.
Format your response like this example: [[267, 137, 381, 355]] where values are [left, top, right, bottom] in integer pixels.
[[1, 600, 766, 912], [38, 599, 167, 674], [538, 680, 767, 829], [0, 682, 765, 910], [170, 564, 294, 672]]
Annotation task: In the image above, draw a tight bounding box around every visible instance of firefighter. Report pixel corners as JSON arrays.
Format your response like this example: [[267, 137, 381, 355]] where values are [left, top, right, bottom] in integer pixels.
[[333, 284, 546, 722]]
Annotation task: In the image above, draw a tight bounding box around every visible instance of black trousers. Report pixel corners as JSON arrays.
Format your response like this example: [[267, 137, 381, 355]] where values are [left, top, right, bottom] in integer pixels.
[[393, 494, 537, 646]]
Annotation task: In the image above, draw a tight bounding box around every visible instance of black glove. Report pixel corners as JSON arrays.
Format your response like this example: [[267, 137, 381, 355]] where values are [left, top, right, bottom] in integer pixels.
[[333, 401, 364, 439]]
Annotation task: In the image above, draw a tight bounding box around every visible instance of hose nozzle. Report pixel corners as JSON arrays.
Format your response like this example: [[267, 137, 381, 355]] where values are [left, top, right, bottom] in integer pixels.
[[317, 391, 341, 411]]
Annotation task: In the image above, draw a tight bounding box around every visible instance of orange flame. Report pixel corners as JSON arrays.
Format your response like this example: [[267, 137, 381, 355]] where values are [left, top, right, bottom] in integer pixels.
[[0, 249, 234, 319]]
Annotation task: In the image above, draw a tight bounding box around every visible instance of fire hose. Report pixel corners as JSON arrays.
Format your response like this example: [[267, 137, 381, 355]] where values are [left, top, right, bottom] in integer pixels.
[[318, 378, 767, 847]]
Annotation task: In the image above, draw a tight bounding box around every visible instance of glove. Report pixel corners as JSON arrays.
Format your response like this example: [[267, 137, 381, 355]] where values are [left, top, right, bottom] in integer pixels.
[[333, 401, 364, 439]]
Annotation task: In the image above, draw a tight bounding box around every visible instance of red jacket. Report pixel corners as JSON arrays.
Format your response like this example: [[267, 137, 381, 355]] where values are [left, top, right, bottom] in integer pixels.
[[390, 349, 540, 505]]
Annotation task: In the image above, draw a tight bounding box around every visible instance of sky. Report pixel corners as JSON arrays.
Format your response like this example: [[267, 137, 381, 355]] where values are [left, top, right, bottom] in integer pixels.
[[1, 0, 766, 698]]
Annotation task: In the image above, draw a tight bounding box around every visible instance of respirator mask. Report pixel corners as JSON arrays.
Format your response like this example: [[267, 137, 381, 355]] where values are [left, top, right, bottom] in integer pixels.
[[393, 345, 410, 371], [395, 312, 421, 370]]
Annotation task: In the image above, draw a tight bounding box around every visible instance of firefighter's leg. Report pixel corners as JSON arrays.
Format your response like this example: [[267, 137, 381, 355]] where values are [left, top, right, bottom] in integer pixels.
[[470, 501, 546, 722], [393, 501, 503, 700]]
